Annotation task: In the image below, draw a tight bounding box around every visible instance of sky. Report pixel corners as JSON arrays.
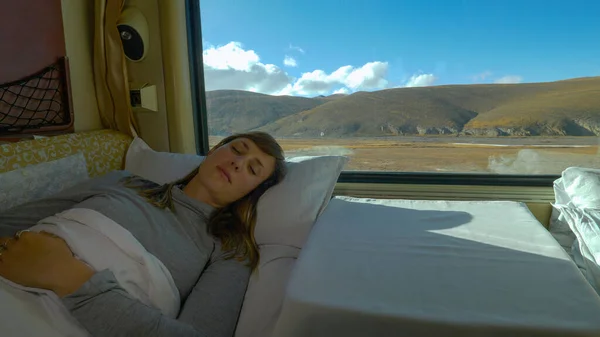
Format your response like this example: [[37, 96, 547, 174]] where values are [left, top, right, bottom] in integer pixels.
[[199, 0, 600, 97]]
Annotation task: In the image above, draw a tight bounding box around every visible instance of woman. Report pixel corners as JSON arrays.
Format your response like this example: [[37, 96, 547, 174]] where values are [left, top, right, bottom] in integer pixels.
[[0, 131, 286, 337]]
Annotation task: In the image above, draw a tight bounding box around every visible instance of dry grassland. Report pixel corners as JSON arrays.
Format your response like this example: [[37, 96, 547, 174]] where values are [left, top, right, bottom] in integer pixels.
[[209, 136, 600, 174]]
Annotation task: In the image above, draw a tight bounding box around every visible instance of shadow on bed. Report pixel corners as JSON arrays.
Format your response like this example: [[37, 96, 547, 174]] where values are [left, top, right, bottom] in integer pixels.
[[279, 199, 600, 337]]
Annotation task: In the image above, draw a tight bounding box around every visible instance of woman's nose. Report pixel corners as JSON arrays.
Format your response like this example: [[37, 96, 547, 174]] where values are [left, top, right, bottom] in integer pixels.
[[231, 159, 242, 171]]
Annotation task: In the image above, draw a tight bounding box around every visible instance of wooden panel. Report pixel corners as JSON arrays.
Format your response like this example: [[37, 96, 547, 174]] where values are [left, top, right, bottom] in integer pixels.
[[0, 0, 66, 84], [525, 203, 553, 228]]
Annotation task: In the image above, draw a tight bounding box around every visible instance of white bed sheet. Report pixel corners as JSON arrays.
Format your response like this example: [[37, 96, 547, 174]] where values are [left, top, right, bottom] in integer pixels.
[[272, 197, 600, 337]]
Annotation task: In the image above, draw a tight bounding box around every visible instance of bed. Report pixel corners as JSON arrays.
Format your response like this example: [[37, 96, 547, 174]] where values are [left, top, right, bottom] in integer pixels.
[[272, 197, 600, 337]]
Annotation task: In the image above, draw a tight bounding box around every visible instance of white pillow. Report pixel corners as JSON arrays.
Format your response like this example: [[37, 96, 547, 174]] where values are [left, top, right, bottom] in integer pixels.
[[255, 155, 348, 248], [550, 167, 600, 293], [125, 137, 204, 184], [562, 167, 600, 209], [549, 178, 577, 254], [549, 167, 600, 256], [554, 205, 600, 294], [234, 245, 298, 337], [124, 137, 348, 249], [0, 152, 89, 212]]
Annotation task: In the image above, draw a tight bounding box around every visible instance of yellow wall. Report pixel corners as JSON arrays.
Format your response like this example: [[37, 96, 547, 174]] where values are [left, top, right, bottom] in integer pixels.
[[123, 0, 197, 154], [60, 0, 196, 154], [61, 0, 102, 132], [123, 0, 170, 152]]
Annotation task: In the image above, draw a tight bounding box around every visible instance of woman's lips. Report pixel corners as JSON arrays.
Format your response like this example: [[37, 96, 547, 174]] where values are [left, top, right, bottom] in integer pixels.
[[217, 165, 231, 183]]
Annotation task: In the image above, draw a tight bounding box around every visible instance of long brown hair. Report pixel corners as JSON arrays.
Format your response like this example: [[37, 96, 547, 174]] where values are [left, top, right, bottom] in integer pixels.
[[123, 132, 286, 270]]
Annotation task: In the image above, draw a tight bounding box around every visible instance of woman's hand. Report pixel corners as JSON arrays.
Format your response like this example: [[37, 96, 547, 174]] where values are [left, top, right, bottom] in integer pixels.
[[0, 231, 95, 297]]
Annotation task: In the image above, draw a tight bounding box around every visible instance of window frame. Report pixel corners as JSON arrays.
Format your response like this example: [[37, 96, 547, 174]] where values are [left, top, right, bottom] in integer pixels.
[[337, 172, 558, 187], [186, 0, 210, 156], [187, 2, 560, 188]]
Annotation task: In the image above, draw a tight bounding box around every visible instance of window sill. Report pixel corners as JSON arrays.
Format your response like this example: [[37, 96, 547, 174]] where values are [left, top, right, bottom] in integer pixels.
[[338, 171, 559, 187]]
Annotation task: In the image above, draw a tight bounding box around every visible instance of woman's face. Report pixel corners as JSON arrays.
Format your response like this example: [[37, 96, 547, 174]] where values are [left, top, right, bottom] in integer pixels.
[[196, 137, 276, 207]]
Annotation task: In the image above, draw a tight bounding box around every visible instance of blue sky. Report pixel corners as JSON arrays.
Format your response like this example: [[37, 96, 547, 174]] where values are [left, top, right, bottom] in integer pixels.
[[199, 0, 600, 96]]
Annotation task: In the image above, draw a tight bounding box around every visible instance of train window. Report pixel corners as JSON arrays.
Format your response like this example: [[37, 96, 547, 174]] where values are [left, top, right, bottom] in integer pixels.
[[193, 0, 600, 178]]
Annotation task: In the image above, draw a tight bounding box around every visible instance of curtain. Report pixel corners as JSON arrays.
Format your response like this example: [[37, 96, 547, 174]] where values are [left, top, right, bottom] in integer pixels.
[[93, 0, 139, 137]]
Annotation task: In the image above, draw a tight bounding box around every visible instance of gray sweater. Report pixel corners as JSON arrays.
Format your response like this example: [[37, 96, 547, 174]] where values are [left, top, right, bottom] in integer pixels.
[[0, 170, 250, 337]]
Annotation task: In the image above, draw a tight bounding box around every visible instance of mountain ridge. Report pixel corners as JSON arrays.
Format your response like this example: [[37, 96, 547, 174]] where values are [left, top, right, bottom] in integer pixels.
[[206, 76, 600, 137]]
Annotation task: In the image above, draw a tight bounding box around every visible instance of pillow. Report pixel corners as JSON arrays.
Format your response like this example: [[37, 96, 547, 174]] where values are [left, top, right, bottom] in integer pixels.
[[562, 167, 600, 209], [255, 155, 348, 248], [0, 152, 89, 212], [125, 137, 204, 184], [549, 178, 577, 254], [549, 167, 600, 256], [124, 137, 348, 249], [554, 205, 600, 294], [234, 245, 299, 337], [550, 167, 600, 294]]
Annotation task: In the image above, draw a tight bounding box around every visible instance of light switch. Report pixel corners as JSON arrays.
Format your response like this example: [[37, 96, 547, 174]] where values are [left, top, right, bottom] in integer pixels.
[[130, 83, 158, 112]]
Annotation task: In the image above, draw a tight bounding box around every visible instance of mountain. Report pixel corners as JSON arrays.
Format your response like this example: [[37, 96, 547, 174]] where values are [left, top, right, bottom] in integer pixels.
[[207, 77, 600, 137], [206, 90, 330, 135], [463, 77, 600, 136]]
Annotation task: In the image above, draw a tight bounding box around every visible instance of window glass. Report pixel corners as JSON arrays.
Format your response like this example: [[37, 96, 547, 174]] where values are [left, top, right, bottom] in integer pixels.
[[199, 0, 600, 174]]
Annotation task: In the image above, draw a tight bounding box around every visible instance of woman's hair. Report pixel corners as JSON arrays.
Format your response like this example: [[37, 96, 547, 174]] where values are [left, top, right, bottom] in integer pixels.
[[123, 132, 286, 270]]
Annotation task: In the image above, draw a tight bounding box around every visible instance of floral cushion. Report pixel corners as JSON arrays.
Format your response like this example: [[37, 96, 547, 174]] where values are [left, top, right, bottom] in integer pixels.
[[0, 129, 132, 177]]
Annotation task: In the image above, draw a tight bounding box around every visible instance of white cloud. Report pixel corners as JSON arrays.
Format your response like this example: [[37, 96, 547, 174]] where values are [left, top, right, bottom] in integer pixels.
[[345, 62, 389, 89], [289, 44, 305, 54], [472, 71, 493, 82], [203, 41, 389, 96], [283, 55, 297, 67], [203, 42, 259, 71], [333, 87, 350, 95], [278, 61, 389, 96], [494, 75, 523, 84], [203, 42, 291, 94], [405, 73, 437, 87]]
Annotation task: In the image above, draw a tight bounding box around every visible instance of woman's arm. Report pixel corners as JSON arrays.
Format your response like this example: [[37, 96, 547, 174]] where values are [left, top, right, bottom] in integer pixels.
[[0, 239, 210, 337], [0, 171, 131, 237], [61, 270, 209, 337], [178, 248, 251, 337], [61, 246, 251, 337]]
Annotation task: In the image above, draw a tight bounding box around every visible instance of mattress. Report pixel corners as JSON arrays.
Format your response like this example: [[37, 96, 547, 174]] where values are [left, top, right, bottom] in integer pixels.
[[272, 197, 600, 337]]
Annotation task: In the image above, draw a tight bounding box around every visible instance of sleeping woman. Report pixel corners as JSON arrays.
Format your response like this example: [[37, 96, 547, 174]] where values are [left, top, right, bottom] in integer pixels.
[[0, 131, 286, 337]]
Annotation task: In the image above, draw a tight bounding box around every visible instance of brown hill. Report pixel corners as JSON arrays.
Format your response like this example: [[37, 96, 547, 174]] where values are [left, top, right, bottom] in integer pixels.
[[463, 77, 600, 136], [206, 90, 329, 135], [207, 77, 600, 137]]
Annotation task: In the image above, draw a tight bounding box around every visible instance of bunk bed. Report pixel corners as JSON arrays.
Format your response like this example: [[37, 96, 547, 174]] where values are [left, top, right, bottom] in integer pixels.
[[272, 197, 600, 337]]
